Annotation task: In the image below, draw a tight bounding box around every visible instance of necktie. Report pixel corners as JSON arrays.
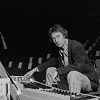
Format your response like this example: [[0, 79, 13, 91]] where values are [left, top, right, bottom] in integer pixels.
[[59, 50, 68, 66]]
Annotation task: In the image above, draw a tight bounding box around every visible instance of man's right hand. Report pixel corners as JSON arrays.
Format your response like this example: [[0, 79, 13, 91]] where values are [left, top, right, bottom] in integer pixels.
[[24, 67, 38, 78]]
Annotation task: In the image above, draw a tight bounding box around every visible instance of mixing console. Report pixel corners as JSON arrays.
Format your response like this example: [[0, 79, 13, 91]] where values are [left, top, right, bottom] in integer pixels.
[[11, 76, 100, 100], [20, 81, 100, 100]]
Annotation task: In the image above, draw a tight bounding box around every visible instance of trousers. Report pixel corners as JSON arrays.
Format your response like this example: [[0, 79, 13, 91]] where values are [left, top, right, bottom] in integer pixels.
[[46, 67, 92, 93]]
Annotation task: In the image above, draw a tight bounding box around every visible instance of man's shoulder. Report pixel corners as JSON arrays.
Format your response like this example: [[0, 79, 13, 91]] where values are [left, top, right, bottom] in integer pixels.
[[69, 39, 82, 46]]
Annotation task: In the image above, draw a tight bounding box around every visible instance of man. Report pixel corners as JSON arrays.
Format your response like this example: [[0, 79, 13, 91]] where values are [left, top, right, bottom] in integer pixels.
[[24, 24, 99, 93]]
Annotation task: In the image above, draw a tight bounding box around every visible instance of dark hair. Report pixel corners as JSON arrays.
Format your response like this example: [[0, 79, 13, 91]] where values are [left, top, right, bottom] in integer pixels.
[[48, 24, 68, 40]]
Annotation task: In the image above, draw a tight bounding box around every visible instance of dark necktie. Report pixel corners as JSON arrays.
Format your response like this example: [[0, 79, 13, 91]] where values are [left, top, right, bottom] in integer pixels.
[[59, 50, 68, 66]]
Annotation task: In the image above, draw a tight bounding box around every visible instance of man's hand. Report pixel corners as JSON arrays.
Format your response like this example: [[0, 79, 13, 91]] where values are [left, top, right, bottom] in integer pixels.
[[53, 71, 60, 82], [24, 67, 38, 78]]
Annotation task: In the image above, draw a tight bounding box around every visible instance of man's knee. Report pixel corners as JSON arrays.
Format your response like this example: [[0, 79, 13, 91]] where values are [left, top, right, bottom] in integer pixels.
[[67, 71, 80, 80]]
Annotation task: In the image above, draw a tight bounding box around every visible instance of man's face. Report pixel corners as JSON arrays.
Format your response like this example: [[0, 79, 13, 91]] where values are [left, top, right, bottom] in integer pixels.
[[51, 32, 65, 47]]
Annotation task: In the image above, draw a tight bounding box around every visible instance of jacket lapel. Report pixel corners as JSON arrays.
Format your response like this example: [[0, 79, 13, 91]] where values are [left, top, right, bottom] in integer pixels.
[[68, 39, 72, 64]]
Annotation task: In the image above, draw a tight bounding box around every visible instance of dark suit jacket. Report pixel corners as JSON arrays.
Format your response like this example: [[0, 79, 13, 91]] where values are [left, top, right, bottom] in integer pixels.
[[37, 39, 99, 90]]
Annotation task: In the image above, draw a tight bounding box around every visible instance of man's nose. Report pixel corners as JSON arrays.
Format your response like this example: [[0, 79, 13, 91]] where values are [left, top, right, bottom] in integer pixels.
[[55, 39, 58, 42]]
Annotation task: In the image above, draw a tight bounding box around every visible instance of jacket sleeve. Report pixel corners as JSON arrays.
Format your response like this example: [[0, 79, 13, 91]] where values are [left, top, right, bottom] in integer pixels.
[[37, 57, 57, 72], [57, 41, 88, 75]]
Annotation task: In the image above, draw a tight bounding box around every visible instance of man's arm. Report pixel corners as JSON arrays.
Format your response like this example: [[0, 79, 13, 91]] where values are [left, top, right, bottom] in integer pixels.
[[37, 57, 57, 72], [24, 57, 57, 78]]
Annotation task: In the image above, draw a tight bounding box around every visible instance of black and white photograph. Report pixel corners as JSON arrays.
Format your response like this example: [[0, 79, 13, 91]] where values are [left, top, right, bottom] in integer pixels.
[[0, 0, 100, 100]]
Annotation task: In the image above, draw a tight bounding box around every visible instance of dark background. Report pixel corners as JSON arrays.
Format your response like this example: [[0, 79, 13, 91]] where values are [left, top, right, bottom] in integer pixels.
[[0, 0, 100, 57]]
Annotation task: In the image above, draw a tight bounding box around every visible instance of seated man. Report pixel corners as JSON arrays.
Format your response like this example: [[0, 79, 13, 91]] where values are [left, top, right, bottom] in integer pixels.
[[24, 24, 99, 94]]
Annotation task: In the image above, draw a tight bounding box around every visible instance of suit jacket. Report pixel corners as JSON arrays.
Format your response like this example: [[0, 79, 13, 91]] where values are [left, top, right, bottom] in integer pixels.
[[37, 39, 99, 89]]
